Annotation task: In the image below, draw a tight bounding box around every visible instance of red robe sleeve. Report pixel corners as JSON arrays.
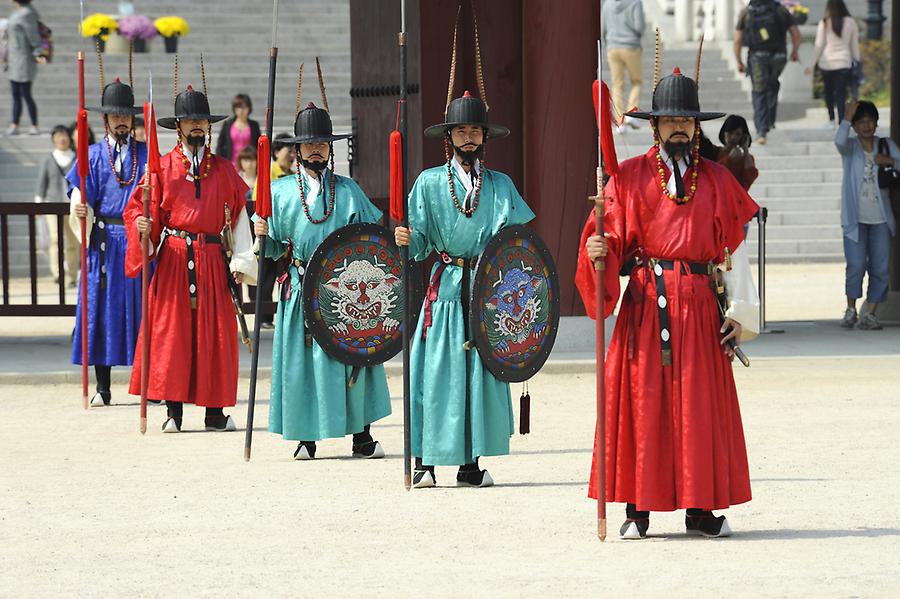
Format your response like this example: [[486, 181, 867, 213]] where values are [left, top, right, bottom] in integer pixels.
[[574, 173, 626, 320], [123, 172, 163, 278]]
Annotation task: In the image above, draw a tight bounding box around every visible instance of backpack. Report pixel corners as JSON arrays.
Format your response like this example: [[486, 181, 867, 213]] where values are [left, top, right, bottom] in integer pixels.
[[743, 2, 785, 52], [37, 20, 53, 63]]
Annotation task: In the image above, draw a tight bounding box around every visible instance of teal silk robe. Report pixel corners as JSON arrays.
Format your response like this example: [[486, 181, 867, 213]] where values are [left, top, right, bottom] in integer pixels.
[[261, 169, 392, 441], [408, 162, 535, 465]]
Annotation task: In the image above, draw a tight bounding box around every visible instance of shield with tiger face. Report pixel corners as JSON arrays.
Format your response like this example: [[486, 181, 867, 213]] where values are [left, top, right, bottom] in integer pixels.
[[303, 223, 418, 366], [469, 225, 560, 382]]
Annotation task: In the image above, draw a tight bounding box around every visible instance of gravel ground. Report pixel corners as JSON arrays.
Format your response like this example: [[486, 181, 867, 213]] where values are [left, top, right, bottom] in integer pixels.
[[2, 356, 899, 598]]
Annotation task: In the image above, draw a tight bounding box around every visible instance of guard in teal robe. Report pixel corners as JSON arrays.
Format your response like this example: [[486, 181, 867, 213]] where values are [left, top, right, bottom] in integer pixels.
[[258, 102, 392, 460], [399, 91, 535, 487]]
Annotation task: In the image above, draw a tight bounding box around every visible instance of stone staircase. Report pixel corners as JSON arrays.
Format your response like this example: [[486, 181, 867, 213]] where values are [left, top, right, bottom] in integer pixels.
[[0, 0, 351, 276], [602, 21, 851, 262]]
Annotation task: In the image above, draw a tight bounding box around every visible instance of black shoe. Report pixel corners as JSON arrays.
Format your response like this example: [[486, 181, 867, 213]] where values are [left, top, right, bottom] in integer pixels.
[[619, 518, 650, 539], [260, 321, 275, 330], [148, 399, 162, 405], [351, 439, 385, 459], [685, 511, 733, 538], [293, 441, 317, 460], [455, 465, 494, 487], [162, 417, 182, 433], [412, 468, 436, 488], [90, 392, 111, 407], [204, 413, 237, 431]]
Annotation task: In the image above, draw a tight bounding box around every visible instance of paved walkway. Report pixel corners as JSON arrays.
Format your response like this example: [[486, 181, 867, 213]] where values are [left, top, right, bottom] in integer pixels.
[[1, 263, 896, 384]]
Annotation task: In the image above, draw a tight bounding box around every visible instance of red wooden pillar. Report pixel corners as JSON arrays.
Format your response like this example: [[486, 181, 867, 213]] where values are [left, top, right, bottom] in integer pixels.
[[522, 1, 601, 315]]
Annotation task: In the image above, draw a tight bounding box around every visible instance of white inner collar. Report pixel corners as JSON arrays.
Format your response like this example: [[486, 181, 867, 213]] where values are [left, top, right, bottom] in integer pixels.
[[451, 155, 481, 193]]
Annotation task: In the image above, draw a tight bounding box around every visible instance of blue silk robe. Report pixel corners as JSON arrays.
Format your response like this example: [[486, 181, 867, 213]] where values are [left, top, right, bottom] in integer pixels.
[[67, 138, 148, 366]]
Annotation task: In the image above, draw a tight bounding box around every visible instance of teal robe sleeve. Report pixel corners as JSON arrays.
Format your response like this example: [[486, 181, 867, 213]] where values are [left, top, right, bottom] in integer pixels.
[[256, 178, 288, 259], [490, 171, 535, 235], [345, 178, 383, 225], [406, 173, 433, 261]]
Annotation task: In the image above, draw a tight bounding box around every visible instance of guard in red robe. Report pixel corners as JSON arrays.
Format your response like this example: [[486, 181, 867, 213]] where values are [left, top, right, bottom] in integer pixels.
[[124, 85, 255, 433], [576, 68, 760, 539]]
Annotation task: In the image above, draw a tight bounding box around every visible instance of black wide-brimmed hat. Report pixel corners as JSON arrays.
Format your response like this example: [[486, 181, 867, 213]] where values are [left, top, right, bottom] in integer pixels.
[[157, 85, 228, 130], [627, 68, 725, 122], [281, 102, 351, 144], [86, 78, 143, 116], [425, 91, 510, 139]]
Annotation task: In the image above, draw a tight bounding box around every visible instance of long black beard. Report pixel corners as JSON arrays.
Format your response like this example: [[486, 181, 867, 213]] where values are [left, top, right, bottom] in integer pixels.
[[663, 140, 693, 161], [185, 134, 205, 149], [452, 143, 484, 166], [301, 158, 327, 174]]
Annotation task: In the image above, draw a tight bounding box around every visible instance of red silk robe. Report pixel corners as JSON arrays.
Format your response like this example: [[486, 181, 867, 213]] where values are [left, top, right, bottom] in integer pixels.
[[576, 148, 759, 511], [123, 148, 249, 407]]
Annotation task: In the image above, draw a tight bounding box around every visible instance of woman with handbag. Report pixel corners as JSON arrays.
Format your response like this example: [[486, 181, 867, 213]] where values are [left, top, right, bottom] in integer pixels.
[[836, 101, 899, 330], [806, 0, 859, 127]]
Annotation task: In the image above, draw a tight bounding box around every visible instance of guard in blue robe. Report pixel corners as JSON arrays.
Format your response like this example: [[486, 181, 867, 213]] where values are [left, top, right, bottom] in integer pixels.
[[396, 91, 535, 488], [67, 79, 149, 406]]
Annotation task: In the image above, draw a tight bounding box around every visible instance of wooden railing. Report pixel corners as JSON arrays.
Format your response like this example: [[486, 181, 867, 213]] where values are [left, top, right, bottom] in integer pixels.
[[0, 202, 275, 317], [0, 202, 72, 316]]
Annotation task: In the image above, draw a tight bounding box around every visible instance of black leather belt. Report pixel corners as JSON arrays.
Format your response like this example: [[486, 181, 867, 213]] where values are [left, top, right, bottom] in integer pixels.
[[642, 258, 714, 366], [439, 251, 477, 270], [164, 228, 222, 310], [94, 216, 124, 289]]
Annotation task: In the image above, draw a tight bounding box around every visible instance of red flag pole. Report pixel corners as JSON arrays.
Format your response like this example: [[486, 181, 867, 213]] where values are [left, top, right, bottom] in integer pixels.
[[77, 50, 89, 411], [139, 84, 159, 434], [591, 43, 607, 541]]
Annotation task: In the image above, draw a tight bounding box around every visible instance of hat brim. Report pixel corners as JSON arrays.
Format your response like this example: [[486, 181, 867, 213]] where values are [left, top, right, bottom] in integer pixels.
[[86, 105, 144, 116], [424, 122, 510, 139], [627, 110, 726, 122], [280, 133, 353, 145], [157, 114, 228, 129]]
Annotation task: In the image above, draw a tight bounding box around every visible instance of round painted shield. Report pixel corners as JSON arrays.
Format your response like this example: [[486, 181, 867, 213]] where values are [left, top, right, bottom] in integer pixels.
[[469, 225, 560, 382], [303, 223, 416, 367]]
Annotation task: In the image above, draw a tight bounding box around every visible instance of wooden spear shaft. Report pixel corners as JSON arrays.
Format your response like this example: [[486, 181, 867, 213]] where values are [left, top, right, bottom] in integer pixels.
[[139, 180, 150, 433], [399, 0, 412, 491], [245, 0, 279, 461], [77, 51, 89, 411], [592, 40, 607, 542]]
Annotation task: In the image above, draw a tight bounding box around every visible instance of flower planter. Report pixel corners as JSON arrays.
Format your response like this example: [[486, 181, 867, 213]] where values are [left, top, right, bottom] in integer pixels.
[[132, 38, 147, 53], [105, 30, 129, 55], [163, 36, 179, 54]]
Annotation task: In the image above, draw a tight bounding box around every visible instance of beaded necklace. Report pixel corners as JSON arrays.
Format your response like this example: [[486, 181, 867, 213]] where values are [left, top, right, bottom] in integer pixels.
[[654, 128, 700, 205], [175, 129, 214, 181], [445, 138, 484, 217], [296, 155, 336, 224], [104, 130, 138, 186]]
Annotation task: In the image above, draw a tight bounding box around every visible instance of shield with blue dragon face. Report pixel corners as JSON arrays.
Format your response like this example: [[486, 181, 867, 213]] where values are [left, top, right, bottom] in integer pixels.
[[303, 223, 419, 367], [469, 225, 560, 382]]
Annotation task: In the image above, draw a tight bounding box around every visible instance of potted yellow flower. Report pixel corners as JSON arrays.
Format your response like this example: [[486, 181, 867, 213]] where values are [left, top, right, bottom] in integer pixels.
[[154, 16, 190, 53], [80, 13, 117, 53]]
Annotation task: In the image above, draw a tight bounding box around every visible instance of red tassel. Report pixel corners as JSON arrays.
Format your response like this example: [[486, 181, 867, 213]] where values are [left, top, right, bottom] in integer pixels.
[[77, 109, 89, 177], [389, 129, 403, 222], [594, 80, 620, 176], [256, 135, 272, 219]]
